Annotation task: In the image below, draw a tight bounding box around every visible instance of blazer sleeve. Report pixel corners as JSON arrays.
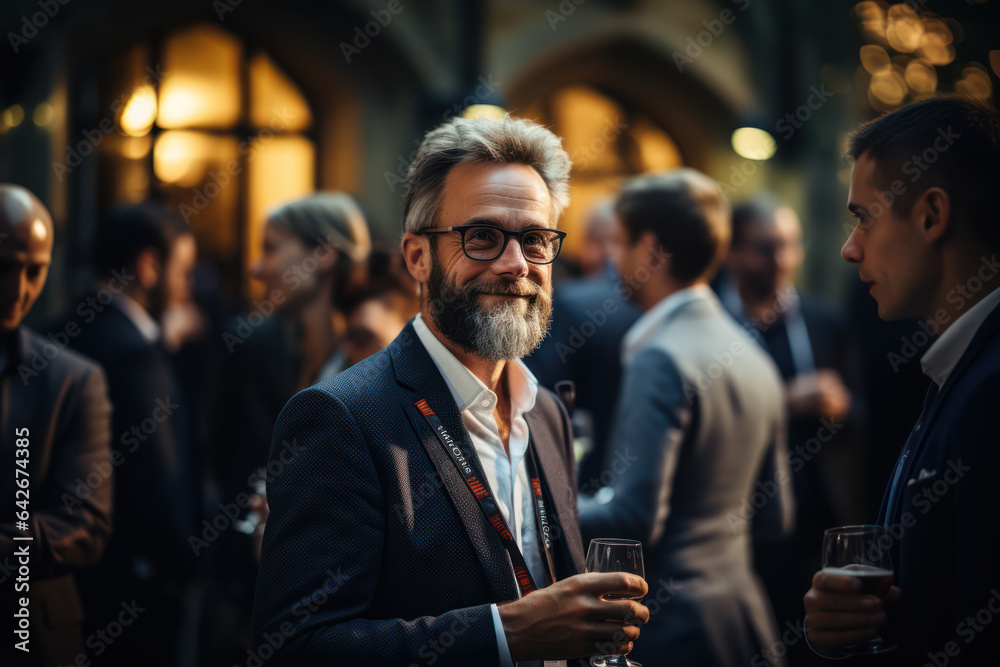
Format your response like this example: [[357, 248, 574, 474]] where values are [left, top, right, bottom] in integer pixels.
[[254, 386, 497, 667], [577, 347, 689, 546], [0, 364, 113, 577]]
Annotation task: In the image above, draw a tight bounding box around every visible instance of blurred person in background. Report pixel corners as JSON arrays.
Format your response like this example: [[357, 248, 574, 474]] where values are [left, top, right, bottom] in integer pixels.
[[0, 185, 112, 667], [721, 194, 858, 665], [55, 202, 200, 666], [203, 192, 370, 665], [335, 247, 419, 367], [579, 169, 793, 667], [524, 196, 640, 494]]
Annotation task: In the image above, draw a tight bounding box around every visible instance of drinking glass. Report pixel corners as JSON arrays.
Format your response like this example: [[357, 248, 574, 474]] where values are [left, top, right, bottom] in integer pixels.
[[822, 525, 897, 655], [586, 538, 644, 667]]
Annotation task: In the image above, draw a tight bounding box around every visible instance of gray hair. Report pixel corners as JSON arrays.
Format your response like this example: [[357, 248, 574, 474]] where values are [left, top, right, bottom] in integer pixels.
[[402, 115, 572, 234]]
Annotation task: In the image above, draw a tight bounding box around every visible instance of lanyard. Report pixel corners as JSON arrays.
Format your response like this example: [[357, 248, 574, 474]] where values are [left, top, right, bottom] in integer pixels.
[[415, 399, 557, 597]]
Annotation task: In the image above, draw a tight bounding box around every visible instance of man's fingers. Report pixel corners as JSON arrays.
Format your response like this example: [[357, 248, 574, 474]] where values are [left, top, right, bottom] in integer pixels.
[[587, 599, 650, 625], [808, 627, 881, 649], [804, 589, 882, 613], [884, 585, 902, 604], [581, 620, 642, 643], [812, 571, 863, 593], [575, 572, 648, 599]]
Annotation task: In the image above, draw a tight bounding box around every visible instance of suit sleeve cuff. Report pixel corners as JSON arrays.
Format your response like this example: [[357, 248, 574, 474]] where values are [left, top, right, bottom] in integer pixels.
[[492, 603, 514, 667]]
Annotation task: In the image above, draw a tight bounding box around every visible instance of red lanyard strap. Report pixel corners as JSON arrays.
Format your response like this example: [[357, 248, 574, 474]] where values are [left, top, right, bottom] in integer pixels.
[[415, 399, 558, 596]]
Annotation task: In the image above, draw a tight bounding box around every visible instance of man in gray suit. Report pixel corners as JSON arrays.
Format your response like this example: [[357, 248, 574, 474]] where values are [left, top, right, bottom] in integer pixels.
[[579, 169, 794, 667]]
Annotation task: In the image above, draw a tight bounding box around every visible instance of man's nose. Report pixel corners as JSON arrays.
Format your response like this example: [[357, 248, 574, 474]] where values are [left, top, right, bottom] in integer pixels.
[[491, 237, 530, 278], [841, 228, 861, 264]]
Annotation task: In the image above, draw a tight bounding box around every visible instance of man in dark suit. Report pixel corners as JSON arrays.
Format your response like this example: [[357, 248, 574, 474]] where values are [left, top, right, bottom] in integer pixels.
[[0, 184, 112, 666], [254, 116, 649, 666], [62, 204, 201, 666], [721, 195, 858, 664], [804, 97, 1000, 664], [578, 170, 794, 667]]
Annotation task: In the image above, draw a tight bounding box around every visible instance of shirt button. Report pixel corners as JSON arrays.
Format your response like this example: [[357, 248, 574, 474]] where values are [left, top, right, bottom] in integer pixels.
[[481, 399, 492, 408]]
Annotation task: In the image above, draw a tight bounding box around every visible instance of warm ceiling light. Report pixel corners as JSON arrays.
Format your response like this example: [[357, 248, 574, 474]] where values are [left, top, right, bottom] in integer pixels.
[[731, 127, 777, 161], [120, 85, 158, 137]]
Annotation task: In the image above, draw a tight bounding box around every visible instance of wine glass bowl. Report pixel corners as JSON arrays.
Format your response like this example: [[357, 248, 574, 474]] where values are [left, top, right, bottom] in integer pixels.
[[585, 538, 645, 667], [821, 525, 897, 655]]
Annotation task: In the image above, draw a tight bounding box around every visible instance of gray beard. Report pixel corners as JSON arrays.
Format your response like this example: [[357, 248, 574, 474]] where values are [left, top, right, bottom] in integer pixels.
[[426, 259, 552, 362]]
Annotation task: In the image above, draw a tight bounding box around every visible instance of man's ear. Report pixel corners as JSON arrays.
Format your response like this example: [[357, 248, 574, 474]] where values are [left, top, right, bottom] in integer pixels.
[[401, 232, 431, 284], [135, 248, 161, 290], [916, 186, 952, 245]]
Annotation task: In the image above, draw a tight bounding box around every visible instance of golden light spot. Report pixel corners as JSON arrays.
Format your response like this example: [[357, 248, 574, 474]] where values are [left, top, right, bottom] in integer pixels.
[[731, 127, 777, 161], [860, 44, 891, 75], [904, 59, 937, 94], [120, 85, 158, 137]]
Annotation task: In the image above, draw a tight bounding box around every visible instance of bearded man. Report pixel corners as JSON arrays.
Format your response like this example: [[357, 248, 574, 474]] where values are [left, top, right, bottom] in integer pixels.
[[254, 116, 650, 667]]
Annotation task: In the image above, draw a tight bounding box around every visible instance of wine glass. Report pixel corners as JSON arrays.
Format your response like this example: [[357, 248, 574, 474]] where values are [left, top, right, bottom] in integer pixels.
[[821, 525, 897, 655], [585, 538, 645, 667]]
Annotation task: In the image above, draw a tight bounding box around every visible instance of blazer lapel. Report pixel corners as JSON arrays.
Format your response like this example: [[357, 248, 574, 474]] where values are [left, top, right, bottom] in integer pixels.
[[525, 405, 586, 578], [390, 323, 520, 601]]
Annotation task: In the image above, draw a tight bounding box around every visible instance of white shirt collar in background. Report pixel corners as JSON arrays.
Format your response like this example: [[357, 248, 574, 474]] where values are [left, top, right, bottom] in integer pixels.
[[921, 286, 1000, 388]]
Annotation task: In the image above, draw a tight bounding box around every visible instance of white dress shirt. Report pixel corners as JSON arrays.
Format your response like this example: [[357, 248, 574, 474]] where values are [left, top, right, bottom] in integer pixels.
[[413, 313, 548, 667], [921, 286, 1000, 387]]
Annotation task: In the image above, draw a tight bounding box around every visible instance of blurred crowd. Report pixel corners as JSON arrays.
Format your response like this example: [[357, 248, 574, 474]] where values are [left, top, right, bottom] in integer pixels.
[[0, 106, 967, 666]]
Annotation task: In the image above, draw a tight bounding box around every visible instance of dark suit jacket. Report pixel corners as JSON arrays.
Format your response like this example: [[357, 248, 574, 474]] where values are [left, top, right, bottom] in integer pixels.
[[524, 268, 641, 493], [254, 322, 586, 666], [876, 301, 1000, 664], [55, 300, 200, 617], [0, 326, 112, 666]]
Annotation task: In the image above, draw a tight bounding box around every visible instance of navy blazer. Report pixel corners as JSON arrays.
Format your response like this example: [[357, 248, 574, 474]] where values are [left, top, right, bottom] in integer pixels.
[[876, 301, 1000, 664], [254, 322, 585, 666]]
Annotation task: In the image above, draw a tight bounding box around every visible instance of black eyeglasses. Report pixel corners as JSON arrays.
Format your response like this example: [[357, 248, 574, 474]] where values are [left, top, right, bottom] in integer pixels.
[[417, 224, 567, 265]]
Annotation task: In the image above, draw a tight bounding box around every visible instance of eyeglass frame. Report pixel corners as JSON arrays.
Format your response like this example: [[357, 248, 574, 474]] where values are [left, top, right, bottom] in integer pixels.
[[416, 222, 568, 265]]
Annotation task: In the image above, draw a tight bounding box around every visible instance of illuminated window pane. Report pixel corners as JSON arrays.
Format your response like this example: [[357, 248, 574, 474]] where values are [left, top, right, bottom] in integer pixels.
[[158, 24, 243, 129], [552, 85, 626, 175], [631, 117, 682, 171], [245, 135, 315, 297], [249, 53, 313, 131]]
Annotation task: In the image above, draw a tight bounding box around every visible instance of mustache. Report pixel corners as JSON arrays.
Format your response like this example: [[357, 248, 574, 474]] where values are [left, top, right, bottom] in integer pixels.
[[463, 279, 543, 298]]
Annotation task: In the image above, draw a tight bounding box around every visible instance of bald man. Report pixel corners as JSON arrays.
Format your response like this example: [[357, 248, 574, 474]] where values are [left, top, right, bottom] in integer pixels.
[[0, 185, 113, 666]]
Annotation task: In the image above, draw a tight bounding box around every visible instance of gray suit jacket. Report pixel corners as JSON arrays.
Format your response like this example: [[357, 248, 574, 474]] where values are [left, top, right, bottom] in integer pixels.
[[579, 290, 793, 667]]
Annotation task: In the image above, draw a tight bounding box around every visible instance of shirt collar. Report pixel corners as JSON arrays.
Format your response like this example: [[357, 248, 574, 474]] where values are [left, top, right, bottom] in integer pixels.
[[622, 284, 714, 364], [111, 293, 161, 344], [412, 312, 537, 416], [921, 285, 1000, 388]]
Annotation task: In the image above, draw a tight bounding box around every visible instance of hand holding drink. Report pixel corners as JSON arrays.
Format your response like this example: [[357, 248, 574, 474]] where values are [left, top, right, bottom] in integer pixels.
[[803, 525, 900, 657]]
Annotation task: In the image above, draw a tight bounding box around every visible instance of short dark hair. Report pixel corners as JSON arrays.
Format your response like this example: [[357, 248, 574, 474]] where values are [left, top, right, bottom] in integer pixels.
[[616, 168, 730, 283], [731, 194, 782, 248], [848, 95, 1000, 249], [93, 203, 186, 278]]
